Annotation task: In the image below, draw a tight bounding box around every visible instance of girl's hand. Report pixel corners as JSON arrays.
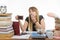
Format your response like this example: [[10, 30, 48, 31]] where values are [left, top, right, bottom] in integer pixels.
[[15, 15, 19, 20]]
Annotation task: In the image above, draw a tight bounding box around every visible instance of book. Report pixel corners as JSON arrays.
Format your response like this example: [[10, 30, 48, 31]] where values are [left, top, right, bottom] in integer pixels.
[[0, 16, 11, 21], [0, 27, 13, 32], [55, 18, 60, 23], [0, 30, 14, 34], [12, 34, 30, 39], [0, 32, 14, 38], [55, 23, 60, 30], [54, 30, 60, 36], [0, 13, 12, 17], [0, 25, 12, 28], [55, 23, 60, 27], [31, 32, 46, 38]]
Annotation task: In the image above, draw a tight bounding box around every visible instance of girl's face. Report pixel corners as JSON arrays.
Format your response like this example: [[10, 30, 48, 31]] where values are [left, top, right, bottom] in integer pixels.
[[29, 9, 37, 17]]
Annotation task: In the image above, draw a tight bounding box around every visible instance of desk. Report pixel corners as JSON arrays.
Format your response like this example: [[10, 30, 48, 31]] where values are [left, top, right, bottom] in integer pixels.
[[0, 37, 54, 40], [0, 31, 54, 40]]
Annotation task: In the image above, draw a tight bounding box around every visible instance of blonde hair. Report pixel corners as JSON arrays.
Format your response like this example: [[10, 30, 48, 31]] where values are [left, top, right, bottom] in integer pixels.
[[28, 7, 39, 31]]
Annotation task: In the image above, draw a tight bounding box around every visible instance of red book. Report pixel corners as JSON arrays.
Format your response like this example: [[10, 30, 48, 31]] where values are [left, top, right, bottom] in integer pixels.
[[12, 22, 20, 35]]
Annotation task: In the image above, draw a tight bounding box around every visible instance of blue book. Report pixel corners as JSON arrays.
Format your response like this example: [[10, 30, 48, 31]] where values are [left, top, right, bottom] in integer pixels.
[[31, 32, 46, 38]]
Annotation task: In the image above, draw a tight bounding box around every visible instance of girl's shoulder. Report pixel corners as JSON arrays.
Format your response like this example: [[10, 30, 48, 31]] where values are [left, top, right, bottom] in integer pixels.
[[39, 15, 44, 20]]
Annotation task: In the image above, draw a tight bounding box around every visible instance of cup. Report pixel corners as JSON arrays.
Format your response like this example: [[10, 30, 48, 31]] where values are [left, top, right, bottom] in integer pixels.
[[46, 30, 53, 39], [12, 22, 20, 35]]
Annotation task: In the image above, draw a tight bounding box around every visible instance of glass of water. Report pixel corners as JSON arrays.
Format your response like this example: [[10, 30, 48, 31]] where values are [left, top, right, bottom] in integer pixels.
[[46, 30, 53, 39]]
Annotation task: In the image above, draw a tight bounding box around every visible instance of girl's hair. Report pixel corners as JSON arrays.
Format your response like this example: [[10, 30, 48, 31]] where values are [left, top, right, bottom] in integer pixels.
[[28, 7, 39, 31]]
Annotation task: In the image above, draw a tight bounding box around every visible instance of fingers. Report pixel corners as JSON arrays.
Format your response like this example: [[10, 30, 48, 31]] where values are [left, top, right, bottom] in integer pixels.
[[15, 15, 19, 20]]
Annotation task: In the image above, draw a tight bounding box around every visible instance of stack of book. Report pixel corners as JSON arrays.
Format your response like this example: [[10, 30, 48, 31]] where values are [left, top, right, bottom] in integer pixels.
[[53, 18, 60, 40], [55, 18, 60, 30], [54, 30, 60, 37], [55, 18, 60, 23], [0, 13, 14, 38]]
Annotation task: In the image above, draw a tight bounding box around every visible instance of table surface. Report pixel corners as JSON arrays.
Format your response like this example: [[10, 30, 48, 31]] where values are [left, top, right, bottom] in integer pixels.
[[0, 31, 54, 40], [0, 38, 54, 40]]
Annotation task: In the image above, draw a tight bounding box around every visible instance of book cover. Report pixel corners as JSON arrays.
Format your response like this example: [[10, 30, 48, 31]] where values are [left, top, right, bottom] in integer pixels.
[[31, 32, 46, 38]]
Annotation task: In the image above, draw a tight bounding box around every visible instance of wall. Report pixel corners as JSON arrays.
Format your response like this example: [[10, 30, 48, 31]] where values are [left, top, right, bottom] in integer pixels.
[[0, 0, 60, 31]]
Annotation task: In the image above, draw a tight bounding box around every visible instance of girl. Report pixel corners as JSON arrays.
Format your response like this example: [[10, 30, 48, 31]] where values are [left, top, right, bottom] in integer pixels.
[[16, 7, 45, 33]]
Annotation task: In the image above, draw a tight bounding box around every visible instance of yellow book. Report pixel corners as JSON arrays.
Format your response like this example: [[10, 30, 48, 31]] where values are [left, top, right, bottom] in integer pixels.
[[0, 18, 11, 21], [0, 32, 14, 38], [0, 13, 12, 17]]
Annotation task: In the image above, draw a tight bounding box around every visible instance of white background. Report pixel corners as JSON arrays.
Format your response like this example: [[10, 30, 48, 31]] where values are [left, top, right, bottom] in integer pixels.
[[0, 0, 60, 31]]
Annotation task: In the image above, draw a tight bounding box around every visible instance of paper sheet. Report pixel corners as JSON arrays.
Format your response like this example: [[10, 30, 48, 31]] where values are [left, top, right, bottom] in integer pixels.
[[12, 34, 31, 39]]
